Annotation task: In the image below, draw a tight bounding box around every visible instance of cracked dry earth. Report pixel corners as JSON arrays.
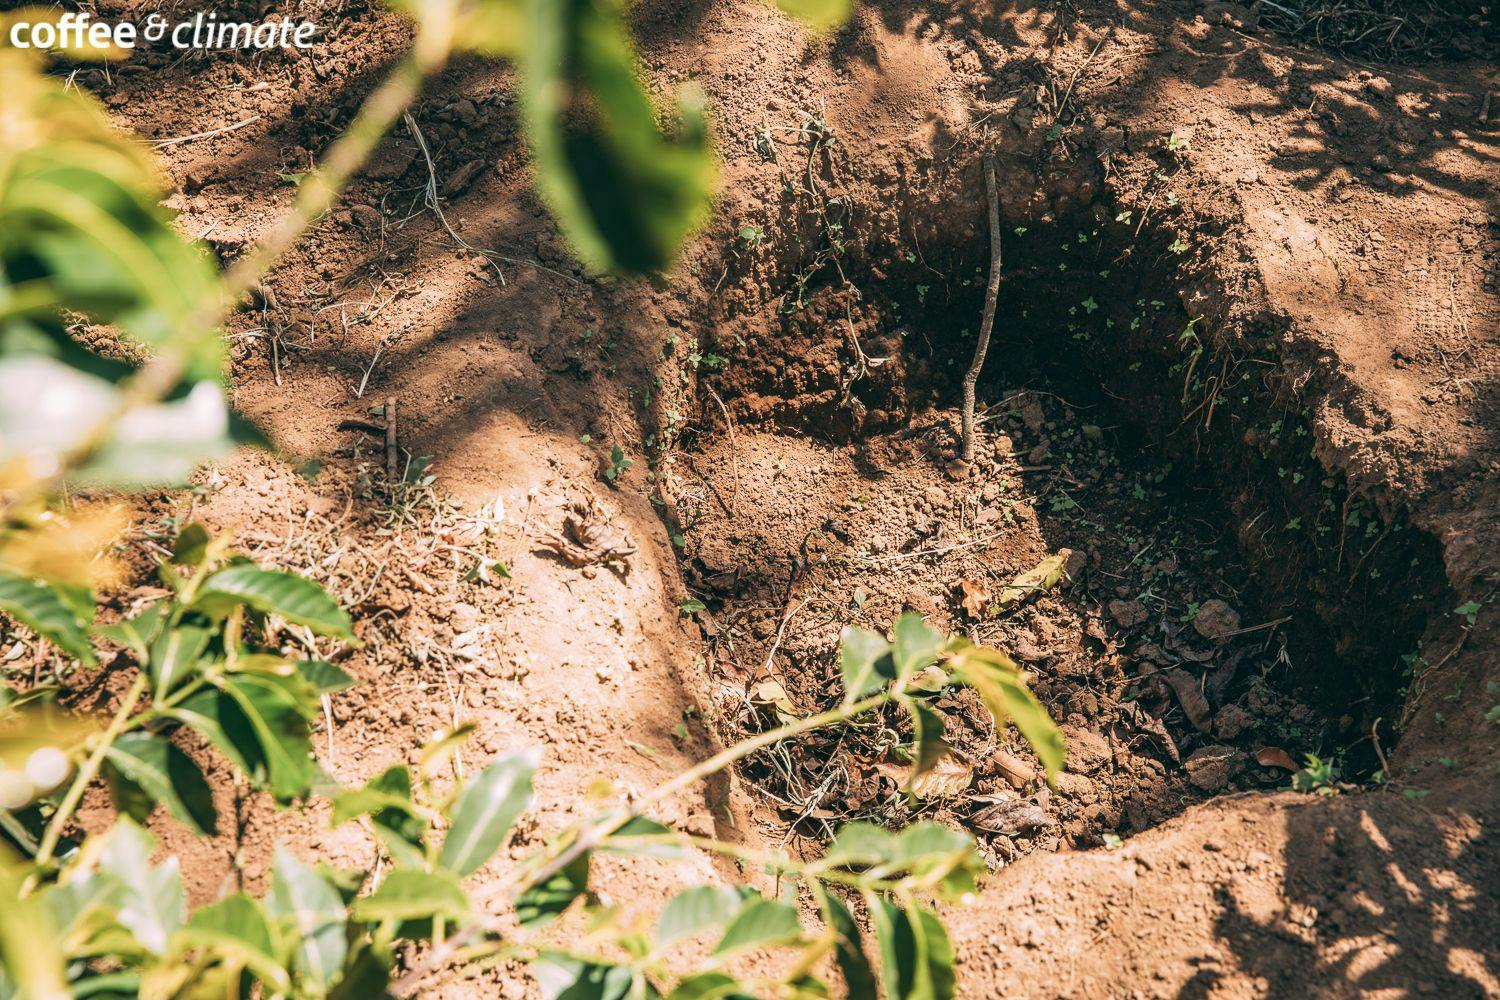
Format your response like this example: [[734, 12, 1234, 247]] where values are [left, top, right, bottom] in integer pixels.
[[59, 0, 1500, 995]]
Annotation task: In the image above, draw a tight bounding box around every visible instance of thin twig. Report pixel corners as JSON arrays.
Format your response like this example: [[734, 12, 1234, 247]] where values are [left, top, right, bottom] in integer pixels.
[[402, 113, 576, 285], [707, 386, 739, 513], [865, 529, 1006, 564], [960, 151, 1002, 462], [149, 115, 262, 148], [385, 397, 399, 483]]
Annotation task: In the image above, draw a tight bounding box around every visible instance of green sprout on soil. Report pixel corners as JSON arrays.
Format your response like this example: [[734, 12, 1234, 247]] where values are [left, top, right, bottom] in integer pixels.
[[604, 444, 634, 485], [1291, 754, 1340, 795]]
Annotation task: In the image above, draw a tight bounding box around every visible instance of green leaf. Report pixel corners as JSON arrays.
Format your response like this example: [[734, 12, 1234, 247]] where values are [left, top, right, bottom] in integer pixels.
[[95, 602, 165, 661], [147, 620, 211, 698], [839, 625, 893, 700], [172, 670, 317, 802], [823, 822, 897, 868], [387, 0, 523, 57], [68, 971, 142, 997], [0, 572, 96, 665], [949, 643, 1065, 781], [907, 702, 952, 783], [178, 893, 287, 991], [0, 862, 68, 1000], [295, 659, 355, 694], [713, 897, 801, 956], [437, 751, 538, 877], [102, 732, 218, 836], [170, 523, 211, 566], [515, 854, 590, 928], [818, 890, 875, 998], [668, 972, 752, 1000], [419, 724, 477, 776], [907, 904, 955, 1000], [891, 613, 945, 681], [655, 886, 753, 950], [96, 819, 185, 956], [221, 670, 318, 800], [350, 869, 469, 925], [521, 0, 716, 274], [869, 897, 907, 1000], [895, 824, 983, 900], [30, 373, 235, 488], [769, 0, 852, 31], [331, 766, 427, 869], [825, 822, 981, 898], [890, 823, 974, 871], [267, 847, 348, 990], [327, 942, 391, 1000], [166, 686, 262, 781], [601, 815, 685, 859], [533, 953, 638, 1000], [193, 564, 355, 641]]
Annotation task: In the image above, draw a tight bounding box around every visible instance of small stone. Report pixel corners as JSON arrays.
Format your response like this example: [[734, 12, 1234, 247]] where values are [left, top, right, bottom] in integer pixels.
[[1054, 771, 1096, 802]]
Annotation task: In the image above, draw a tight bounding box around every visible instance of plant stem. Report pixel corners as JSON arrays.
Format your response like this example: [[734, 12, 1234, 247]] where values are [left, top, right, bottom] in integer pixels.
[[507, 693, 893, 897], [960, 150, 1002, 463], [30, 671, 149, 874], [392, 692, 899, 997]]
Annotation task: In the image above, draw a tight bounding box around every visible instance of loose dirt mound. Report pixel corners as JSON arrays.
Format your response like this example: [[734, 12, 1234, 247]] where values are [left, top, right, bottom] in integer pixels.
[[72, 0, 1498, 994]]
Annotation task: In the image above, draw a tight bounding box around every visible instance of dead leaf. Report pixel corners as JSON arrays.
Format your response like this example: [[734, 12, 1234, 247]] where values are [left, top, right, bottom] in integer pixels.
[[442, 158, 486, 196], [537, 494, 636, 570], [958, 577, 991, 619], [749, 678, 797, 717], [910, 756, 973, 799], [992, 750, 1036, 789], [969, 793, 1054, 836], [996, 550, 1074, 612], [1118, 702, 1179, 763], [1254, 747, 1299, 771], [1162, 668, 1212, 733]]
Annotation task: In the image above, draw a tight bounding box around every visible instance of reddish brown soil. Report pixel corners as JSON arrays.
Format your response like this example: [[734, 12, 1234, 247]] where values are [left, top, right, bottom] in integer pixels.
[[41, 0, 1500, 995]]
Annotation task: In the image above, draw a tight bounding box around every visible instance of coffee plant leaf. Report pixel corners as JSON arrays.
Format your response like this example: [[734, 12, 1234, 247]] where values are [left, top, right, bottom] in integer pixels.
[[267, 847, 349, 991], [102, 732, 218, 837], [193, 564, 355, 641], [437, 750, 538, 877], [0, 571, 96, 666], [521, 0, 715, 274]]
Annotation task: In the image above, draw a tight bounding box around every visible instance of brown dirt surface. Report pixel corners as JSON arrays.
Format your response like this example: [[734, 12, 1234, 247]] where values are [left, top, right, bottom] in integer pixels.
[[36, 0, 1500, 995]]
